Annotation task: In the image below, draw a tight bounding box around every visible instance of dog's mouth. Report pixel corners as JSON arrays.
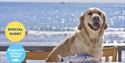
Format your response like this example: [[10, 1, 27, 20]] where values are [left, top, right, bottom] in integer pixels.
[[88, 16, 101, 31], [88, 22, 100, 31]]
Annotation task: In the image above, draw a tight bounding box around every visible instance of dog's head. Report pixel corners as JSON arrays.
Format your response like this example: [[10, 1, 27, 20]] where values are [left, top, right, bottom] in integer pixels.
[[78, 7, 108, 31]]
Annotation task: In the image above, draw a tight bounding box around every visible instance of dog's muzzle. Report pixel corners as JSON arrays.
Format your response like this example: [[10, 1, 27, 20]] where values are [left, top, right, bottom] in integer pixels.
[[88, 16, 101, 30], [93, 16, 100, 26]]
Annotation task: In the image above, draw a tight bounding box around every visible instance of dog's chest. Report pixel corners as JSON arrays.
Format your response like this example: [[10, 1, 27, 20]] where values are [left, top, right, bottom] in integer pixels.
[[71, 38, 91, 54], [71, 38, 102, 55]]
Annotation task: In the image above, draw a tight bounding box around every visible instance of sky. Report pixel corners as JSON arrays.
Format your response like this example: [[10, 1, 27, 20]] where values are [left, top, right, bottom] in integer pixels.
[[0, 0, 125, 3]]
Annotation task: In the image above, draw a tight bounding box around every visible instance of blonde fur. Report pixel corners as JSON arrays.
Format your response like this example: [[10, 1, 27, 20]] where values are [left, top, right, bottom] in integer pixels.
[[46, 7, 108, 62]]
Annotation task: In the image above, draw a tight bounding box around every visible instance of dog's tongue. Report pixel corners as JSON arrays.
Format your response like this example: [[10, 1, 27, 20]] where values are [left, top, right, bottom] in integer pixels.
[[96, 24, 100, 28], [93, 23, 100, 29]]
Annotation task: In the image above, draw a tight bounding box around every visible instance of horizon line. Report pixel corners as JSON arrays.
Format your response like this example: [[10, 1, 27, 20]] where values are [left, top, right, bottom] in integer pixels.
[[0, 1, 125, 4]]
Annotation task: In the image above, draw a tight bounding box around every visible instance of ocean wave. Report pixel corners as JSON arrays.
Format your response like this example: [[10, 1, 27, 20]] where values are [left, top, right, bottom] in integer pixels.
[[27, 30, 75, 36], [27, 29, 125, 37]]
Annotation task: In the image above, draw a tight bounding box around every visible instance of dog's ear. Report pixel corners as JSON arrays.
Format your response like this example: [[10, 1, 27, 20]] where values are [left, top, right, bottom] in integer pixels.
[[103, 12, 108, 30], [78, 13, 85, 30], [104, 23, 108, 30]]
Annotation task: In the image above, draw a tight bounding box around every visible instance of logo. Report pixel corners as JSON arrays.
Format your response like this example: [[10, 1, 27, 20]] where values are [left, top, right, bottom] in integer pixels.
[[5, 21, 26, 42], [6, 44, 26, 63]]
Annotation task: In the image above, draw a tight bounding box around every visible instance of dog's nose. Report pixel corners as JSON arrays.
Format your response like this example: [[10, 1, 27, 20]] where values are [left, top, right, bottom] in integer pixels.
[[93, 16, 100, 21]]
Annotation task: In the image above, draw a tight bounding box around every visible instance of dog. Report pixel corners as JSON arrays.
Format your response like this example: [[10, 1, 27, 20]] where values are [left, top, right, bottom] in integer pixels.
[[46, 7, 108, 62]]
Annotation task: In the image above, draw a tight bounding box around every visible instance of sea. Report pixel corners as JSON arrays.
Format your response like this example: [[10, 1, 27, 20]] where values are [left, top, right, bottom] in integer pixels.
[[0, 2, 125, 63], [0, 2, 125, 46]]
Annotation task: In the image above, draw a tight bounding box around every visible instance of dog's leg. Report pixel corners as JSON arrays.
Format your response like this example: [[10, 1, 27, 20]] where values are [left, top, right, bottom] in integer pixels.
[[46, 50, 59, 62], [92, 50, 103, 63], [46, 45, 72, 62], [46, 36, 75, 62], [46, 45, 71, 62]]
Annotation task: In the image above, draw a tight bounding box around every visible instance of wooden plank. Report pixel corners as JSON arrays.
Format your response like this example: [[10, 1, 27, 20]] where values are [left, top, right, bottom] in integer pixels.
[[103, 47, 117, 62], [26, 52, 49, 60], [23, 52, 50, 63]]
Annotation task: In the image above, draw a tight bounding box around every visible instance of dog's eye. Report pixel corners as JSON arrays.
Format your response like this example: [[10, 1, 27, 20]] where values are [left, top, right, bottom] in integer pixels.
[[97, 12, 101, 15], [88, 12, 92, 15]]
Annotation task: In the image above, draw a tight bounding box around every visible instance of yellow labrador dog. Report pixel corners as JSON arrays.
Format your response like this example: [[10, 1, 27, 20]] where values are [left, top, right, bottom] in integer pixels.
[[46, 7, 108, 62]]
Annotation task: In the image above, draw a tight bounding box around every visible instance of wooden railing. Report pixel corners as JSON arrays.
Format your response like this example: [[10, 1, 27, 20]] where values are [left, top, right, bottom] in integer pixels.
[[22, 46, 118, 63]]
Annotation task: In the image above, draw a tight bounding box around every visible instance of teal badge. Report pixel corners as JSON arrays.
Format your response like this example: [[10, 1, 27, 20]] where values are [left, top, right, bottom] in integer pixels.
[[6, 44, 26, 63]]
